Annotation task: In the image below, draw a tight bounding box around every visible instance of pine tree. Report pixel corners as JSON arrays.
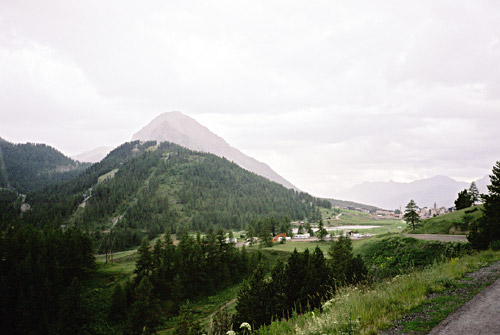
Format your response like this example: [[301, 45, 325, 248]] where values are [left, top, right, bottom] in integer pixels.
[[234, 262, 272, 329], [134, 238, 152, 284], [403, 199, 420, 231], [174, 301, 203, 335], [109, 284, 127, 322], [469, 181, 480, 205], [317, 219, 328, 241], [455, 189, 473, 210], [468, 161, 500, 249], [305, 222, 314, 236], [127, 276, 161, 335], [329, 235, 367, 287]]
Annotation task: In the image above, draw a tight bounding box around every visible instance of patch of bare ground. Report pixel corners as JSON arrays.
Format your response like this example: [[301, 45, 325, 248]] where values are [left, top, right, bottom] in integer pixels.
[[379, 261, 500, 335]]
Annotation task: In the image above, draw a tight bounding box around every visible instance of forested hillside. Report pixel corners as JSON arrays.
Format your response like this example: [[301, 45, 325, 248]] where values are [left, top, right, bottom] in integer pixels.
[[5, 140, 325, 250], [0, 138, 89, 193]]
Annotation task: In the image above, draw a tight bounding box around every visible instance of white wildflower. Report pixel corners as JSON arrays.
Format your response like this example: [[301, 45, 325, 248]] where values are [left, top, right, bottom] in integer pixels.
[[240, 322, 252, 331]]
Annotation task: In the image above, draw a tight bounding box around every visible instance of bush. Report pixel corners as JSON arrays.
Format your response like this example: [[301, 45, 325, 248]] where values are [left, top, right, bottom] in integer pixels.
[[489, 240, 500, 251]]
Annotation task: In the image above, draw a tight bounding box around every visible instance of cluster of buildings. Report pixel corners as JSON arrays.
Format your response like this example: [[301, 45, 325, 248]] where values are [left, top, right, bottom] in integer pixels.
[[417, 203, 451, 219]]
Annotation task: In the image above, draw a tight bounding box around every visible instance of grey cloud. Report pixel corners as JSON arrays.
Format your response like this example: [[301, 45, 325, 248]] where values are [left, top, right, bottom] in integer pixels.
[[1, 0, 500, 196]]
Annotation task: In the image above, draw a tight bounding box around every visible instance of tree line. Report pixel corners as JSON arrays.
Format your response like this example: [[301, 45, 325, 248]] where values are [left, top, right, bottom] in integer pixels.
[[234, 236, 367, 330], [109, 229, 255, 334], [0, 225, 95, 335]]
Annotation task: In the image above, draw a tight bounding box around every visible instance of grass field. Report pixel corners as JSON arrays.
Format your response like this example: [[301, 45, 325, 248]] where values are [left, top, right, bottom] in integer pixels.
[[410, 205, 483, 234]]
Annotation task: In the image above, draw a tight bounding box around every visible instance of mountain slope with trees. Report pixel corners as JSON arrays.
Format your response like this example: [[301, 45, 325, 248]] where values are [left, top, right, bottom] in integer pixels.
[[0, 138, 89, 193], [8, 140, 324, 251]]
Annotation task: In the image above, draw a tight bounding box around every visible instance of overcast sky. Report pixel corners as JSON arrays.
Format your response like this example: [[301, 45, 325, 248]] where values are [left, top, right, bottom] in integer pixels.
[[1, 0, 499, 197]]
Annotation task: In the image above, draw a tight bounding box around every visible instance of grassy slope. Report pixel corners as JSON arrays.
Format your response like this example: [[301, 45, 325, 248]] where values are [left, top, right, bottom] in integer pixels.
[[257, 250, 500, 335], [409, 205, 483, 234], [321, 207, 404, 235]]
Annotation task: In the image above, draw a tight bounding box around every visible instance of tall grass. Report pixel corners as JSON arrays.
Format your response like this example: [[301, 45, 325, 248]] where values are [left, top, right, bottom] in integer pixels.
[[257, 250, 500, 335]]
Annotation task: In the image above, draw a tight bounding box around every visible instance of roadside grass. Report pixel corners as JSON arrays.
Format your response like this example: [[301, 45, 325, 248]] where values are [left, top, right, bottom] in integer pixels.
[[257, 250, 500, 335], [410, 205, 483, 234], [397, 280, 490, 334]]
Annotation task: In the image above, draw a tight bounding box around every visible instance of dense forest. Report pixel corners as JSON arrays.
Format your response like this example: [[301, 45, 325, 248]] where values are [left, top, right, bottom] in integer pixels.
[[2, 140, 326, 252], [0, 139, 89, 193], [0, 225, 95, 335]]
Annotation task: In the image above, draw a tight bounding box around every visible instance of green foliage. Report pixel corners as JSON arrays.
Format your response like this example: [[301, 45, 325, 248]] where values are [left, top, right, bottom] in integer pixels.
[[14, 141, 324, 252], [358, 235, 471, 280], [316, 219, 328, 241], [403, 199, 420, 231], [468, 161, 500, 249], [0, 140, 89, 193], [210, 308, 233, 335], [455, 189, 473, 210], [234, 246, 333, 330], [0, 225, 96, 335], [234, 262, 271, 330], [174, 301, 203, 335], [328, 235, 368, 287], [127, 276, 161, 335], [256, 250, 500, 335]]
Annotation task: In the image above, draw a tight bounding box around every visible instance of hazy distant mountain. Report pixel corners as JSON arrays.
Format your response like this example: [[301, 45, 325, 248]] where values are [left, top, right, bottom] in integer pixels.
[[475, 175, 490, 194], [132, 111, 298, 190], [72, 146, 113, 163], [338, 175, 489, 210]]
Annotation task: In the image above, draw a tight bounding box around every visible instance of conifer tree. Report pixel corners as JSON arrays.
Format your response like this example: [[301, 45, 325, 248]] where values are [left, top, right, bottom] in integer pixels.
[[317, 219, 328, 241], [469, 181, 480, 205], [403, 199, 420, 231], [127, 276, 161, 335], [234, 262, 271, 329], [455, 189, 473, 210], [468, 161, 500, 249], [174, 301, 203, 335], [329, 235, 367, 287], [134, 238, 152, 284]]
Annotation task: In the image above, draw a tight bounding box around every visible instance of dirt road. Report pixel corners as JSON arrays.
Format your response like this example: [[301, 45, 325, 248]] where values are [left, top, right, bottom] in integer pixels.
[[405, 234, 468, 242], [428, 264, 500, 335]]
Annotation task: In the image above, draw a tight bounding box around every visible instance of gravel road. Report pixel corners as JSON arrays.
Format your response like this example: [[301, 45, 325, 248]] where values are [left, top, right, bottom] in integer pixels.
[[428, 267, 500, 334], [405, 234, 468, 242]]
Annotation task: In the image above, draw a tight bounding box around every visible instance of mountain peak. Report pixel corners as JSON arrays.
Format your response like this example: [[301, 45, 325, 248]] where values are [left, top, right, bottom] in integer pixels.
[[132, 112, 298, 190]]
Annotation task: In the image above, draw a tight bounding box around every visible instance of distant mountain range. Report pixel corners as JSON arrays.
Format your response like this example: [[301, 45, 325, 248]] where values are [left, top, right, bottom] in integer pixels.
[[131, 111, 298, 190], [338, 175, 490, 210]]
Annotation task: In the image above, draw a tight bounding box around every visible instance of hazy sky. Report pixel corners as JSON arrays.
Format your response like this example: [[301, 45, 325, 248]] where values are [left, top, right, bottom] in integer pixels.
[[1, 0, 499, 197]]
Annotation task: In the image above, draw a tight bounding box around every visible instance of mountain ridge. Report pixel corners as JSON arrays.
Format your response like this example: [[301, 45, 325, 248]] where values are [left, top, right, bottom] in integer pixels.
[[339, 175, 489, 209]]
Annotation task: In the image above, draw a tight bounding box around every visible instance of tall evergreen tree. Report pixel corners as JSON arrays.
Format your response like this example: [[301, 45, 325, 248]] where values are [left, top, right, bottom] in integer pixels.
[[134, 238, 152, 284], [468, 161, 500, 249], [174, 301, 203, 335], [234, 262, 271, 329], [403, 199, 420, 231], [127, 276, 161, 335], [329, 235, 367, 287], [317, 219, 328, 241], [469, 181, 480, 205]]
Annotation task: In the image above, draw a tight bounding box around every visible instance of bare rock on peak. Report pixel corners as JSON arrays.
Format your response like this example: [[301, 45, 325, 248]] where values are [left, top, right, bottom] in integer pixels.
[[132, 112, 298, 190]]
